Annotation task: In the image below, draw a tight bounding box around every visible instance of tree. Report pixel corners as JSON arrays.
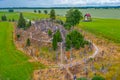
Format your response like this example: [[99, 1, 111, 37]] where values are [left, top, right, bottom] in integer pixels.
[[44, 10, 48, 14], [64, 22, 71, 30], [9, 19, 11, 22], [48, 29, 52, 36], [34, 10, 37, 13], [26, 38, 30, 46], [8, 9, 14, 12], [73, 9, 83, 25], [26, 21, 31, 29], [38, 10, 41, 13], [56, 30, 62, 42], [17, 13, 26, 28], [1, 15, 7, 21], [65, 9, 83, 29], [65, 35, 72, 51], [50, 9, 56, 20], [52, 34, 57, 50], [52, 30, 62, 51], [17, 34, 20, 40], [92, 75, 105, 80], [12, 18, 15, 22], [65, 30, 87, 50]]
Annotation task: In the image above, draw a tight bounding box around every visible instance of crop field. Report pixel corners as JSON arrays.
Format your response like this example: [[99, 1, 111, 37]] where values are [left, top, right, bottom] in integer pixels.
[[0, 22, 45, 80], [79, 18, 120, 43]]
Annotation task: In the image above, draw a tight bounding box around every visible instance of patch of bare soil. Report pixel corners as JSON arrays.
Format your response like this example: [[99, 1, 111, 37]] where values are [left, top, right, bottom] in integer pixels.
[[33, 68, 69, 80]]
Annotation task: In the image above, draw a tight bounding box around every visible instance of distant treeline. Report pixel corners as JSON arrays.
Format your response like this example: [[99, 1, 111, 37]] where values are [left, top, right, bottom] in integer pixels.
[[0, 6, 120, 10]]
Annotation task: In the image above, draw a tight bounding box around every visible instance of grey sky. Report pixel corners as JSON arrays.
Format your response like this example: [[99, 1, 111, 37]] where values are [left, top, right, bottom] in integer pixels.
[[0, 0, 120, 8]]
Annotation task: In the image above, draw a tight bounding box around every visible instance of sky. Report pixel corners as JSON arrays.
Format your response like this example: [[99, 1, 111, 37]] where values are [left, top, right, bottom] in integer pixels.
[[0, 0, 120, 8]]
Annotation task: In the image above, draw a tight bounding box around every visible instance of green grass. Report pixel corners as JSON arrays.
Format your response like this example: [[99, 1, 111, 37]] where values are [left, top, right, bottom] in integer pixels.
[[0, 12, 66, 21], [0, 12, 49, 20], [79, 18, 120, 43], [0, 22, 45, 80]]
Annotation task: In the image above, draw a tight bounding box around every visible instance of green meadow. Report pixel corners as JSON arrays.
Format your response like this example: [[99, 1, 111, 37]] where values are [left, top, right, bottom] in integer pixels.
[[0, 12, 49, 20], [0, 22, 45, 80], [1, 8, 120, 19], [0, 12, 65, 21], [79, 18, 120, 43]]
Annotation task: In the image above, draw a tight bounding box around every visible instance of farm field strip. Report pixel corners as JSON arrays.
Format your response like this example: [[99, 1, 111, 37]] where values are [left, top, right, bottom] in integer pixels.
[[79, 18, 120, 43]]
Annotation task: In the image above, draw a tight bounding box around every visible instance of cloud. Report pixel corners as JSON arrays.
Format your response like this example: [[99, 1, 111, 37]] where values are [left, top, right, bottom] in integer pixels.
[[54, 0, 120, 5], [0, 0, 120, 7]]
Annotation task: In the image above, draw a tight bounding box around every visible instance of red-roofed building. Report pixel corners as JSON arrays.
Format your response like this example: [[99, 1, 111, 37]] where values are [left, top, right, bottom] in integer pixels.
[[84, 13, 92, 21]]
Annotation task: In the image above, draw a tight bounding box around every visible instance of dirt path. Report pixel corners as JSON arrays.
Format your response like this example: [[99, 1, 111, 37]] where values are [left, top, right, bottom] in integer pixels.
[[59, 40, 99, 79]]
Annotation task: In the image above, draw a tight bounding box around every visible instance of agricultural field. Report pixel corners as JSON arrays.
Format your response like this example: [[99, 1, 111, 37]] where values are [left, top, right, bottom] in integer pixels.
[[0, 22, 45, 80], [79, 18, 120, 43], [1, 8, 120, 19]]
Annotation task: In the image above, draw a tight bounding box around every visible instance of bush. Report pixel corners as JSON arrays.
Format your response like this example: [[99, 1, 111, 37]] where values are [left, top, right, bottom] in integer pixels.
[[1, 15, 7, 21], [44, 10, 48, 14], [8, 9, 14, 12], [92, 75, 105, 80], [55, 19, 64, 25], [38, 10, 41, 13], [48, 29, 52, 36], [26, 38, 30, 46], [12, 18, 15, 22], [34, 10, 37, 13], [65, 30, 86, 50], [64, 23, 71, 30], [50, 9, 56, 20]]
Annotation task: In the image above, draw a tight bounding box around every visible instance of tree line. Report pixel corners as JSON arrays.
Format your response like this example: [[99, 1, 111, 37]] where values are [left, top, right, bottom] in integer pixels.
[[34, 9, 48, 14]]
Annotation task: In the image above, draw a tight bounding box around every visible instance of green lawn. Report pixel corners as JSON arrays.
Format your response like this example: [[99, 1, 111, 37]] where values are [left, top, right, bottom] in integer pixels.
[[0, 22, 45, 80], [79, 18, 120, 43]]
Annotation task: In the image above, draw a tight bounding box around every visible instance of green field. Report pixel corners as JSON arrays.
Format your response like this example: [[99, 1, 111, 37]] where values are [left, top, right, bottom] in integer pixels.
[[1, 8, 120, 19], [79, 18, 120, 43], [0, 22, 45, 80], [0, 12, 49, 20], [0, 12, 65, 21]]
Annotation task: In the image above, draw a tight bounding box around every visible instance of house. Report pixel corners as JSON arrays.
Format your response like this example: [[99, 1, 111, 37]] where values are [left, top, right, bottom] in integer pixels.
[[84, 13, 92, 22]]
